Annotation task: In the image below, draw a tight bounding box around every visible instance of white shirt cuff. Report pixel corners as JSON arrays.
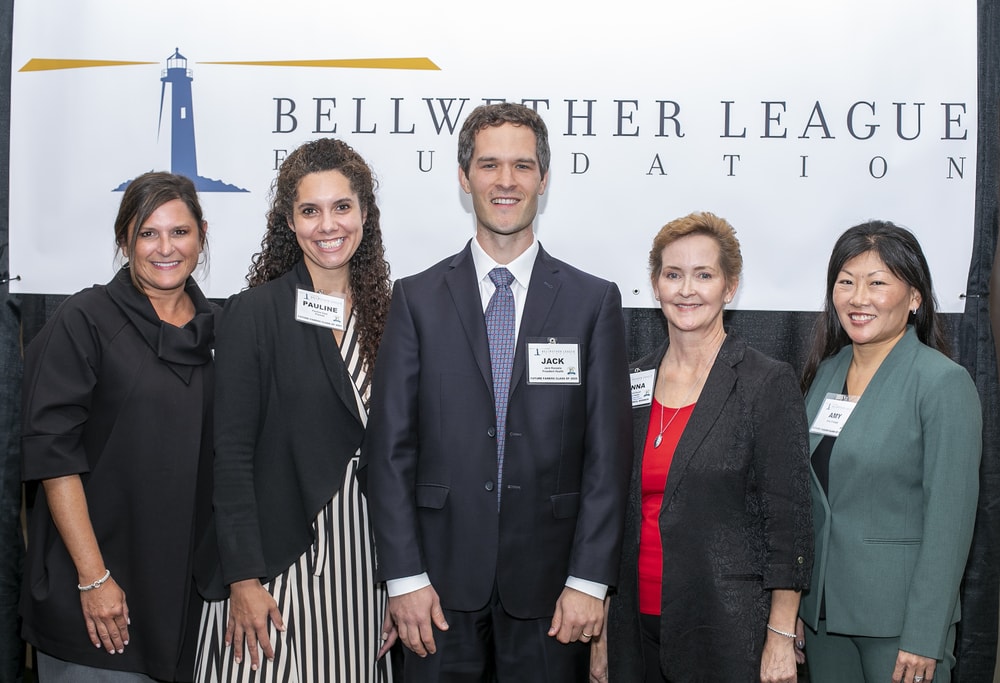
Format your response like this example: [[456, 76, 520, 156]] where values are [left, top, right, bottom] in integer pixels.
[[565, 576, 608, 600], [386, 573, 432, 597]]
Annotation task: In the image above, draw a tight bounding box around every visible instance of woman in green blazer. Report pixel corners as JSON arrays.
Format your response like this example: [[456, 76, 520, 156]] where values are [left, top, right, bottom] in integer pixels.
[[798, 221, 981, 683]]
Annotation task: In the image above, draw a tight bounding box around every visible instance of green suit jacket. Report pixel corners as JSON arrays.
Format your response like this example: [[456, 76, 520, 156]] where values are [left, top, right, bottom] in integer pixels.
[[800, 327, 981, 659]]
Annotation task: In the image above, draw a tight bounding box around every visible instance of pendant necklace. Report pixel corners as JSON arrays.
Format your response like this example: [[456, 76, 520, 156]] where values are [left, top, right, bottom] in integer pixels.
[[653, 335, 725, 448]]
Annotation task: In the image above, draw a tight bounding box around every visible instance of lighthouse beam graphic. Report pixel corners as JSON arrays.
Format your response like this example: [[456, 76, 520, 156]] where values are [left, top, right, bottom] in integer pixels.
[[19, 50, 441, 193], [160, 48, 198, 180]]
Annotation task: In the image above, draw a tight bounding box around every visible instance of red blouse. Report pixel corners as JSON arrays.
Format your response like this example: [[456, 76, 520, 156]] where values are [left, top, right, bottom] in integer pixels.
[[638, 397, 694, 615]]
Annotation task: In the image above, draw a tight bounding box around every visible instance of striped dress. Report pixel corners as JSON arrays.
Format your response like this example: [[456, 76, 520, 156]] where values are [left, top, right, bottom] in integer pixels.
[[195, 313, 392, 683]]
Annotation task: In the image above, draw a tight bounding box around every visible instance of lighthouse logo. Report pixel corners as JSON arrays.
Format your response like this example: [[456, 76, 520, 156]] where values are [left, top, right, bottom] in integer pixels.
[[115, 48, 246, 192], [18, 50, 440, 193]]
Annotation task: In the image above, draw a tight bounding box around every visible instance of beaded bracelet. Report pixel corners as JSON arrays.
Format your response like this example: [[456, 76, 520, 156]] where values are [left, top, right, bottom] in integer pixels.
[[766, 624, 796, 639], [78, 569, 111, 592]]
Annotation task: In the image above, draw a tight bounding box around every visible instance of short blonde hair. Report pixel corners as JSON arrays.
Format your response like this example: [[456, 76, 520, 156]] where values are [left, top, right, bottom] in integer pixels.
[[648, 211, 743, 285]]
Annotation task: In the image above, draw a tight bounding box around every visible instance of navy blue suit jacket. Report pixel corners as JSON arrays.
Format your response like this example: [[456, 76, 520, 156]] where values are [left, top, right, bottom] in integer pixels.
[[364, 242, 632, 618]]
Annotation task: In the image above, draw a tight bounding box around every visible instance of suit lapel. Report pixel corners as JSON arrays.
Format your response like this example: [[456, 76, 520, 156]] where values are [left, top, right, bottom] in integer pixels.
[[806, 353, 850, 456], [444, 244, 494, 391], [510, 247, 561, 391], [291, 261, 363, 426], [661, 336, 741, 507]]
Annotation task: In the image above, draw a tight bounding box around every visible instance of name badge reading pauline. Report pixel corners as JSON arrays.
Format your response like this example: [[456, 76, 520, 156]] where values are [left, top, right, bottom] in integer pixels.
[[630, 368, 655, 407], [295, 288, 346, 330], [527, 339, 581, 385], [809, 392, 859, 437]]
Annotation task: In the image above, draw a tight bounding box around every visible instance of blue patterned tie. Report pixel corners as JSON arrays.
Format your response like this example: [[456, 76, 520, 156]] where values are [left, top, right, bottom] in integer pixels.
[[485, 267, 515, 505]]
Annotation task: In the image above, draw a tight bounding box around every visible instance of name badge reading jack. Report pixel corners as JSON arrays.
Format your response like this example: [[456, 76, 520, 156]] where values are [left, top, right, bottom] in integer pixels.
[[809, 393, 859, 437], [527, 339, 581, 385], [630, 369, 655, 407], [295, 288, 346, 330]]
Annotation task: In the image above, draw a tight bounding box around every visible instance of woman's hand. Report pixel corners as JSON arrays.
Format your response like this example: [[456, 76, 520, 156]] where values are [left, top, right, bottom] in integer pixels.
[[760, 630, 798, 683], [761, 589, 801, 682], [376, 605, 398, 660], [80, 575, 129, 654], [589, 630, 609, 682], [226, 579, 285, 671], [794, 617, 806, 665], [892, 649, 937, 683]]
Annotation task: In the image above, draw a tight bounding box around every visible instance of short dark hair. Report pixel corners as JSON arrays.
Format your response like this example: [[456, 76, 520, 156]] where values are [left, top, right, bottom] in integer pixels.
[[457, 102, 550, 177]]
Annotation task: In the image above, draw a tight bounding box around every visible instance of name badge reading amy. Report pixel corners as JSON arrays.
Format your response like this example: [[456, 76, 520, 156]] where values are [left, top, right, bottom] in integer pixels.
[[295, 288, 346, 330], [809, 392, 859, 437], [630, 369, 655, 407], [527, 339, 581, 385]]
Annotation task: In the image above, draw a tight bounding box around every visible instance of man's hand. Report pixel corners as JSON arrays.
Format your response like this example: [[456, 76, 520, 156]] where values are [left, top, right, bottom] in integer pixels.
[[389, 585, 449, 657], [548, 587, 603, 644]]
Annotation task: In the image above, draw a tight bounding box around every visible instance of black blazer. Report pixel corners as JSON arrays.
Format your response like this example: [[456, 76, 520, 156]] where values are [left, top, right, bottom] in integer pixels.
[[364, 242, 633, 618], [197, 260, 365, 598], [608, 335, 813, 683]]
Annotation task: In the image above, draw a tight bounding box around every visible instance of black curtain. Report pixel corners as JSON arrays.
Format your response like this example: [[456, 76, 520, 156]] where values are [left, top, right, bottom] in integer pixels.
[[0, 0, 23, 679], [951, 1, 1000, 679]]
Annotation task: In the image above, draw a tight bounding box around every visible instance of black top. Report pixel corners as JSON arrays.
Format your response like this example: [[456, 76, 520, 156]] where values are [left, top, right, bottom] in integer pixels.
[[198, 259, 365, 598], [20, 267, 217, 682], [810, 382, 845, 498]]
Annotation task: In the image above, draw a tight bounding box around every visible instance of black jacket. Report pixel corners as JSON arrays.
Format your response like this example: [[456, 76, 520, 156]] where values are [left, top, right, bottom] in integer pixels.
[[22, 268, 216, 681], [608, 335, 813, 683], [197, 259, 364, 598]]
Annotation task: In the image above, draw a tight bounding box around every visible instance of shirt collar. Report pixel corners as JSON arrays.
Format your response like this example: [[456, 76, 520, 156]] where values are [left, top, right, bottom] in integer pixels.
[[470, 235, 539, 289]]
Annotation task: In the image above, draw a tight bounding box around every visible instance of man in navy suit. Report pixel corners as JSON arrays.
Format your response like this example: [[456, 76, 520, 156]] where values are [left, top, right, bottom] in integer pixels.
[[365, 102, 632, 681]]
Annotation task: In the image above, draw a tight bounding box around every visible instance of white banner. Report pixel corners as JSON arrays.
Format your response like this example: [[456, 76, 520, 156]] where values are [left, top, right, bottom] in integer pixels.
[[9, 1, 977, 311]]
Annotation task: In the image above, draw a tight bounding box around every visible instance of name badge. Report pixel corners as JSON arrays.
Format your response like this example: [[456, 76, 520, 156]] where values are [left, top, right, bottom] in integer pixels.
[[630, 368, 655, 407], [809, 392, 859, 437], [295, 288, 346, 330], [527, 339, 581, 385]]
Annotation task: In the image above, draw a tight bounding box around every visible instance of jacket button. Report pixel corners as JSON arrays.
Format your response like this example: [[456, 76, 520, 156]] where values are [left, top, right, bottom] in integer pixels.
[[484, 481, 495, 492], [797, 556, 805, 565], [487, 427, 496, 438]]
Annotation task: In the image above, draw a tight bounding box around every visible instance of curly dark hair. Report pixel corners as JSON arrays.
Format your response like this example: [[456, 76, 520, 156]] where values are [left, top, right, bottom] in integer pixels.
[[247, 138, 391, 377]]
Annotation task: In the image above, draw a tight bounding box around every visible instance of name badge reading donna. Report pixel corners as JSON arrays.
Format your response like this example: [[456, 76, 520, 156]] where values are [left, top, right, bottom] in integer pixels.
[[527, 340, 581, 385], [295, 288, 346, 330], [630, 369, 655, 407], [809, 393, 859, 437]]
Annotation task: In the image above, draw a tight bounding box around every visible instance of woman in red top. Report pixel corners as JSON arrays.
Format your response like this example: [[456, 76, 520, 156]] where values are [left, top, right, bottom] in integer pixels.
[[592, 212, 813, 683]]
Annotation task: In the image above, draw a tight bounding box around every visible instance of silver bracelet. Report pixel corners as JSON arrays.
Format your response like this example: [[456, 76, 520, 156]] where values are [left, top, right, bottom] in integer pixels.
[[78, 569, 111, 592], [766, 624, 796, 639]]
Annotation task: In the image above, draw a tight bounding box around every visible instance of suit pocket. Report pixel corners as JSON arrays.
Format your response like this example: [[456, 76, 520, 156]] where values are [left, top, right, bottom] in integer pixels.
[[862, 537, 921, 545], [720, 573, 763, 582], [415, 484, 449, 509], [550, 492, 580, 519]]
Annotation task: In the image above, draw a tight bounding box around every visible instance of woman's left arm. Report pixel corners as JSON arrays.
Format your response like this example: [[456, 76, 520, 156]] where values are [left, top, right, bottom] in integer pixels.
[[760, 589, 800, 683], [751, 362, 813, 683], [751, 362, 813, 590], [897, 364, 982, 662]]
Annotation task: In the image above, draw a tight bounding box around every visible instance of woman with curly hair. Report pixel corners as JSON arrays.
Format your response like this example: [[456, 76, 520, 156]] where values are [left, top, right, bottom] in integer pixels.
[[195, 138, 394, 682]]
